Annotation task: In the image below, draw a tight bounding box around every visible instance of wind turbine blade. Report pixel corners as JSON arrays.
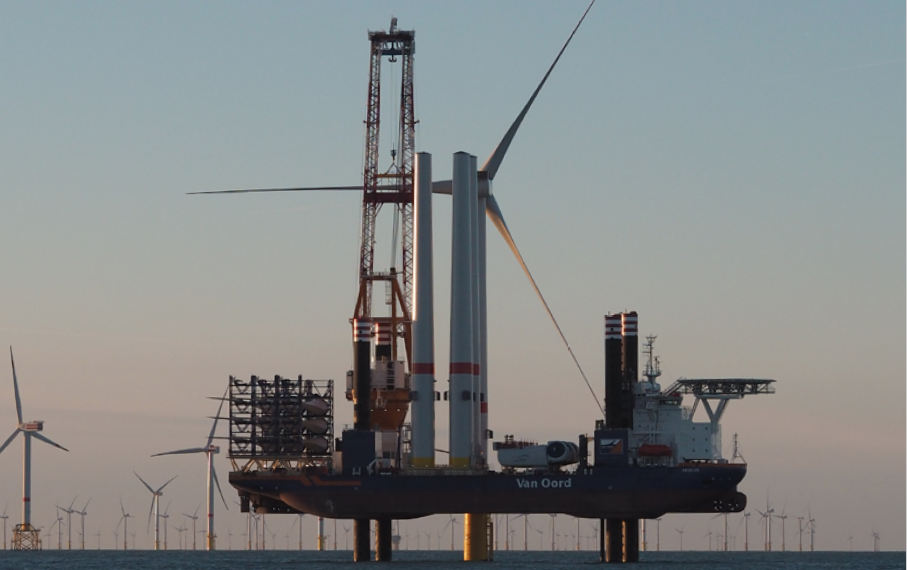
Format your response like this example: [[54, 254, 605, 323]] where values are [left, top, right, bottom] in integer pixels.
[[82, 498, 91, 512], [486, 196, 603, 417], [480, 0, 595, 180], [134, 472, 155, 494], [156, 475, 178, 493], [0, 429, 20, 455], [119, 497, 126, 517], [9, 347, 23, 424], [212, 465, 228, 509], [152, 447, 206, 457], [206, 387, 229, 447], [187, 184, 405, 196], [146, 497, 155, 533], [32, 431, 69, 452]]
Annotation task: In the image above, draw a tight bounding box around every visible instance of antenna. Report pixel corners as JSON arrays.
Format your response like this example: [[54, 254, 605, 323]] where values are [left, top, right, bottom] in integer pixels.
[[643, 335, 661, 384]]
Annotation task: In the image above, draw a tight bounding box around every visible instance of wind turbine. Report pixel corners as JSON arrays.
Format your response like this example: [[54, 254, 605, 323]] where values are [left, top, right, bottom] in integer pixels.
[[675, 527, 684, 552], [0, 348, 69, 550], [807, 511, 815, 551], [59, 497, 77, 549], [0, 503, 8, 549], [160, 502, 171, 550], [441, 515, 459, 551], [49, 515, 63, 549], [183, 505, 200, 550], [289, 514, 303, 550], [118, 497, 133, 551], [76, 498, 90, 550], [549, 513, 557, 551], [134, 472, 177, 551], [756, 500, 774, 551], [711, 513, 729, 551], [152, 388, 229, 550], [512, 513, 530, 551], [871, 530, 880, 552], [743, 512, 751, 551], [774, 507, 788, 551]]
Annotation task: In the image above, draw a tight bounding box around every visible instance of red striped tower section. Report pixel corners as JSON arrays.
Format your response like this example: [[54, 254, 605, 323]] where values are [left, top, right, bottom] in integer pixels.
[[449, 152, 475, 469], [411, 152, 436, 468], [374, 323, 393, 366], [621, 311, 639, 386]]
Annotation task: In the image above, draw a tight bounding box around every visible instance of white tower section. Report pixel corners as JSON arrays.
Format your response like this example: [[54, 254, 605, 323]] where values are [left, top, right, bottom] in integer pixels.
[[449, 152, 477, 468], [411, 152, 436, 467]]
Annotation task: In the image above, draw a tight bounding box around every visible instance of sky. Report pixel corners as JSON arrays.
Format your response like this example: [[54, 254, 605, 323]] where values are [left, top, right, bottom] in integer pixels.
[[0, 0, 904, 553]]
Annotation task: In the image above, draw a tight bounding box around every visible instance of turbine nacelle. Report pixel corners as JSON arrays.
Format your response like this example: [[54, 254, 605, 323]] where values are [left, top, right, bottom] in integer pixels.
[[206, 444, 220, 454], [20, 421, 43, 432]]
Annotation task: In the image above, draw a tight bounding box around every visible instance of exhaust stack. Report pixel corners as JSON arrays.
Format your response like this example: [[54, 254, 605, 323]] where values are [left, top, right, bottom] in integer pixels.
[[604, 314, 622, 428], [352, 319, 372, 431]]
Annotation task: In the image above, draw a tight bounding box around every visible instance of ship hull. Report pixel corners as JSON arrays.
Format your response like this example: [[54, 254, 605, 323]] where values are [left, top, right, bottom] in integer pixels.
[[230, 463, 746, 520]]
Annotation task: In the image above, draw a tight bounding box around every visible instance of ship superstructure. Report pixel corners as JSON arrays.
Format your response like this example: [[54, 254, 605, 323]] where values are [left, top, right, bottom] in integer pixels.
[[628, 336, 775, 466]]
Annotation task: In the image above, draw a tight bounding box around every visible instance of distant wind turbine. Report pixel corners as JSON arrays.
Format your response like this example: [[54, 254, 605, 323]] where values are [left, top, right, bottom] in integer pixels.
[[135, 472, 177, 551], [152, 388, 229, 550], [118, 497, 133, 550], [0, 503, 8, 549], [49, 515, 63, 550], [755, 499, 774, 551], [160, 502, 171, 550], [183, 505, 200, 550], [59, 497, 77, 550], [774, 507, 788, 551], [76, 498, 90, 550], [0, 348, 69, 550]]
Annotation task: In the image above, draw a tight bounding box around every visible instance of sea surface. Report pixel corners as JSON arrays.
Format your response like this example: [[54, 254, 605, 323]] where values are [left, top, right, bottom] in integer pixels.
[[0, 550, 902, 570]]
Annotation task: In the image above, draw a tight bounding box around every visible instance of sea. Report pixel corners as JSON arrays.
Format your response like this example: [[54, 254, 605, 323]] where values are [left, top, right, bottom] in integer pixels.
[[0, 550, 901, 570]]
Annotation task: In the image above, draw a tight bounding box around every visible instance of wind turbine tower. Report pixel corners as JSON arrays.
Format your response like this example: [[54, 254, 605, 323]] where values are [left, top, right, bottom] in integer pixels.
[[0, 504, 8, 549], [76, 499, 90, 550], [0, 348, 69, 550], [135, 472, 177, 551], [153, 389, 229, 550], [118, 498, 133, 551], [59, 498, 77, 549]]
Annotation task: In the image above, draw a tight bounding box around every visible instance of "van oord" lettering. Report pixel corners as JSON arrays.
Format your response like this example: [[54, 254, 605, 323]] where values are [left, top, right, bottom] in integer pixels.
[[516, 478, 573, 489]]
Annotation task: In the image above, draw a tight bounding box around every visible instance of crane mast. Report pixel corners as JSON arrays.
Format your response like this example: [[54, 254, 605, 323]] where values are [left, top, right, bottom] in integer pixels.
[[355, 18, 415, 365]]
